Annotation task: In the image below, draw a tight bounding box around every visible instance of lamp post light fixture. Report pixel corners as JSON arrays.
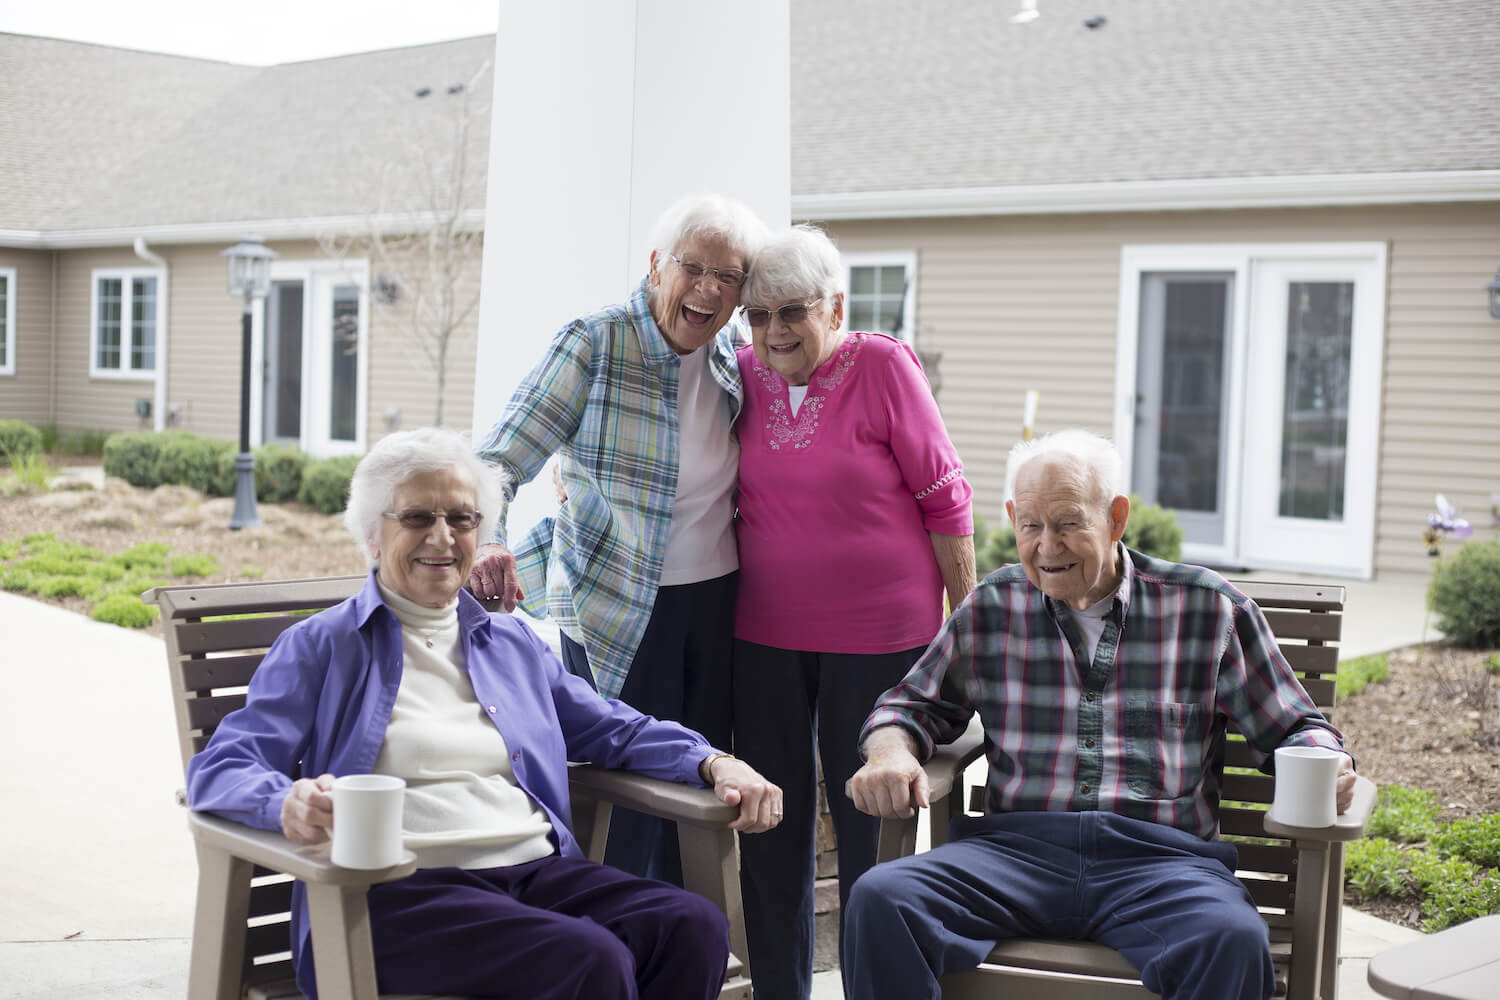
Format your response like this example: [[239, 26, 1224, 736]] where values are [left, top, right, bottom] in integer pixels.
[[1486, 265, 1500, 320], [221, 235, 278, 530]]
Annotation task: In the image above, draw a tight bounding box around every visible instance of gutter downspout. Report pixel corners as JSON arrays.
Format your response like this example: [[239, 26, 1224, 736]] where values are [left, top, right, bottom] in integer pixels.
[[133, 237, 168, 431], [49, 251, 58, 426]]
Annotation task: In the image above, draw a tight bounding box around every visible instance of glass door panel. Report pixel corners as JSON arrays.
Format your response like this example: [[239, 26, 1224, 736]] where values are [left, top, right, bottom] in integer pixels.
[[1132, 273, 1233, 549], [329, 284, 360, 443], [263, 281, 304, 444], [1240, 256, 1383, 578], [1277, 281, 1353, 521]]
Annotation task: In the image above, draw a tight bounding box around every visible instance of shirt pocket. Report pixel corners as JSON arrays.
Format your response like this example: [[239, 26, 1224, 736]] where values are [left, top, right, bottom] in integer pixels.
[[1125, 698, 1208, 800]]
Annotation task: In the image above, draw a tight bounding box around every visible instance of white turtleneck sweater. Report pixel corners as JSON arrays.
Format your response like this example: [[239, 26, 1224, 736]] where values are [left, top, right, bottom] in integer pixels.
[[372, 582, 556, 869]]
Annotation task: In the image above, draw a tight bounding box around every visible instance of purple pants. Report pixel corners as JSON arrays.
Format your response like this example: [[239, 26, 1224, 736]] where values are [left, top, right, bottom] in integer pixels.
[[357, 854, 729, 999]]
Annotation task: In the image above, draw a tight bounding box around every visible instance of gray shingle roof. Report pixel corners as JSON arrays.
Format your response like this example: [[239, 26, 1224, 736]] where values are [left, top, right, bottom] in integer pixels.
[[790, 0, 1500, 195], [3, 0, 1496, 236], [0, 33, 493, 232]]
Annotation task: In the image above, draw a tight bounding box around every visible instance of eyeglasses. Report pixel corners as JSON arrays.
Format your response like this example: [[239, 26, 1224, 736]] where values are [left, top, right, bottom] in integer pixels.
[[743, 298, 824, 328], [669, 254, 746, 288], [382, 508, 484, 533]]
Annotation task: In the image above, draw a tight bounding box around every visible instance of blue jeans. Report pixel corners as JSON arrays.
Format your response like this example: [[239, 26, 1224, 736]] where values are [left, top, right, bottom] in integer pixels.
[[731, 640, 924, 1000], [843, 811, 1273, 1000], [561, 572, 737, 886]]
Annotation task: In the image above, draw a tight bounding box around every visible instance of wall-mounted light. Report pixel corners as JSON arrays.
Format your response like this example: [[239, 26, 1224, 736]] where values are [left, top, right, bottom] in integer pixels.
[[374, 276, 401, 306], [1486, 265, 1500, 320]]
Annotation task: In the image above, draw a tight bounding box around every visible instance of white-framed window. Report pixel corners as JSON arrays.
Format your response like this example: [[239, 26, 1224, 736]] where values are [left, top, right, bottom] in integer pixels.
[[842, 251, 917, 341], [0, 268, 15, 376], [90, 267, 162, 378]]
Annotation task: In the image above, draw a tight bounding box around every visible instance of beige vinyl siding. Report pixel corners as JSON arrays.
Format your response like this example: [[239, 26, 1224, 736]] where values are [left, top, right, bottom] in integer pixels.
[[162, 243, 255, 442], [52, 248, 162, 434], [365, 242, 482, 437], [0, 249, 57, 426], [819, 202, 1500, 581]]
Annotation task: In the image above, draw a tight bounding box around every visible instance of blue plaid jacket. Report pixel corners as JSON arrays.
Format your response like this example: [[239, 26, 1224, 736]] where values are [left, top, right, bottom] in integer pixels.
[[476, 277, 744, 700]]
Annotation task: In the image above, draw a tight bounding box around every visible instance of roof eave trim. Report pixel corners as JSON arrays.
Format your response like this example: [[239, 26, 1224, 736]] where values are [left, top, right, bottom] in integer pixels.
[[0, 209, 488, 250], [792, 170, 1500, 220]]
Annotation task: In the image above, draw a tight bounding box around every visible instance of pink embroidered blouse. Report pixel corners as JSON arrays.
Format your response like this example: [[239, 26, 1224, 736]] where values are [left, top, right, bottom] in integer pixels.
[[734, 332, 973, 653]]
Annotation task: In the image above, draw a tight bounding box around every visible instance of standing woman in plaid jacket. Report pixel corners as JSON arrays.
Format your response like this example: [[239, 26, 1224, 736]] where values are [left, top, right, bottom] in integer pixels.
[[469, 194, 769, 886]]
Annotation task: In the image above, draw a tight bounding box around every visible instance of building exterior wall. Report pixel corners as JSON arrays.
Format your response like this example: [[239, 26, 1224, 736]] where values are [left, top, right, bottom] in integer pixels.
[[0, 248, 57, 426], [51, 246, 165, 435], [819, 201, 1500, 581]]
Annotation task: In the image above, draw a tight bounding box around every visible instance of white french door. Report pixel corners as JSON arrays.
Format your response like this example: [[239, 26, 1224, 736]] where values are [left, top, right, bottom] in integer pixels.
[[1116, 244, 1386, 579], [254, 260, 369, 458]]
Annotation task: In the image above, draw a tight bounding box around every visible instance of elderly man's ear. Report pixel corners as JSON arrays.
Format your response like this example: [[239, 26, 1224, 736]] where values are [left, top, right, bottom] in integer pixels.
[[1109, 495, 1130, 542]]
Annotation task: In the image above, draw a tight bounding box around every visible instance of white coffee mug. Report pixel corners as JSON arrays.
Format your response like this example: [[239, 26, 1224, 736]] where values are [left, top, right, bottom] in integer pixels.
[[331, 774, 406, 869], [1268, 746, 1341, 829]]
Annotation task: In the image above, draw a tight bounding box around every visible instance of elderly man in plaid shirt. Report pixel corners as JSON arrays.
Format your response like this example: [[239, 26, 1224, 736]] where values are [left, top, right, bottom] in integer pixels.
[[842, 429, 1358, 1000]]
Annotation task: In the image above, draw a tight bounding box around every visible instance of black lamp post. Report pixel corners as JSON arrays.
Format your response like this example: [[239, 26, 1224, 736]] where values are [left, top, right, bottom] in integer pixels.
[[221, 235, 278, 530]]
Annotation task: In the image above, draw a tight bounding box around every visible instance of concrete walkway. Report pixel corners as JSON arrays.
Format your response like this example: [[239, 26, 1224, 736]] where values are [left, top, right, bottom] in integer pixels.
[[0, 568, 1430, 999]]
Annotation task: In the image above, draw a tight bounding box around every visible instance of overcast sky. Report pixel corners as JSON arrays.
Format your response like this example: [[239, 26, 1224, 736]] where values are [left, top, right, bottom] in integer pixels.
[[0, 0, 499, 65]]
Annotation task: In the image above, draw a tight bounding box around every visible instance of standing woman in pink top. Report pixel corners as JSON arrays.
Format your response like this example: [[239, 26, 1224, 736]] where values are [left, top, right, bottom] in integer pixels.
[[731, 224, 976, 999]]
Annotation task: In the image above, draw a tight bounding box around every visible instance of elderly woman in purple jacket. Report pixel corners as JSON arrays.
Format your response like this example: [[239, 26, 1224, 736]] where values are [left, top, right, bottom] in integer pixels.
[[187, 427, 781, 1000]]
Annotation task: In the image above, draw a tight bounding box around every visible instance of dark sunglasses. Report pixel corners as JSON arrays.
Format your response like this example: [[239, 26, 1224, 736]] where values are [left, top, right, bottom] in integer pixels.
[[743, 298, 824, 328], [382, 508, 484, 533]]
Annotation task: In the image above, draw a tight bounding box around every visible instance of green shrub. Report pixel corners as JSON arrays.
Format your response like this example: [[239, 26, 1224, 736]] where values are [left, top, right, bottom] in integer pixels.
[[1345, 837, 1414, 900], [118, 541, 170, 572], [2, 451, 54, 493], [1337, 653, 1390, 699], [253, 443, 308, 503], [1429, 539, 1500, 647], [154, 433, 235, 495], [0, 420, 44, 466], [299, 454, 361, 515], [1431, 813, 1500, 869], [1121, 496, 1183, 563], [102, 431, 165, 486], [1368, 785, 1441, 843], [89, 593, 158, 629], [169, 553, 220, 578], [40, 424, 109, 456], [1422, 867, 1500, 933]]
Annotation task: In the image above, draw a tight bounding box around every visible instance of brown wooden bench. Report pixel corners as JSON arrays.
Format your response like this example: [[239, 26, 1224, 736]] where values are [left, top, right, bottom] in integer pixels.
[[146, 575, 752, 1000], [876, 580, 1377, 1000]]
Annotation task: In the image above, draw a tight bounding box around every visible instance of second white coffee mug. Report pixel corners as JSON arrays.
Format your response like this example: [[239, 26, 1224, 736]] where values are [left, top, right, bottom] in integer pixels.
[[1267, 746, 1341, 829]]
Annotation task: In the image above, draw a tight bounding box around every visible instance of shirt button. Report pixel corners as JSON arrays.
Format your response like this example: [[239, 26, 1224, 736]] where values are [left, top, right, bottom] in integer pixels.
[[1080, 783, 1092, 794], [1085, 692, 1096, 702], [487, 706, 496, 714], [1085, 738, 1095, 748]]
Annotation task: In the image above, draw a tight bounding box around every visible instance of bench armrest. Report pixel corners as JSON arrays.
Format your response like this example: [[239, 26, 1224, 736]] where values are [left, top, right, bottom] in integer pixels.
[[567, 764, 739, 827], [187, 810, 418, 886], [1261, 773, 1377, 843], [921, 716, 987, 805]]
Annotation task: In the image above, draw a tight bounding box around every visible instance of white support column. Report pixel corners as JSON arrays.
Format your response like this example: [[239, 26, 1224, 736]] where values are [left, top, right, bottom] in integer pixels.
[[472, 0, 791, 536]]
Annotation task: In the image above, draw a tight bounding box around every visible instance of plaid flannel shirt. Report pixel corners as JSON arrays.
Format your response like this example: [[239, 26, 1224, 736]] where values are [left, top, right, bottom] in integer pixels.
[[862, 545, 1345, 839], [476, 277, 744, 701]]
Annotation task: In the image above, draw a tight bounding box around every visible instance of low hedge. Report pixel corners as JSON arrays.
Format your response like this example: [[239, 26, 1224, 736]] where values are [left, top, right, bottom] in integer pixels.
[[0, 420, 44, 466], [299, 455, 361, 515]]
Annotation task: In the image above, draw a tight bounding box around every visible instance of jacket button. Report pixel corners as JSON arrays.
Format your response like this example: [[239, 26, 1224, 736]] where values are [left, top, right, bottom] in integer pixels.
[[487, 705, 496, 713], [511, 751, 520, 762]]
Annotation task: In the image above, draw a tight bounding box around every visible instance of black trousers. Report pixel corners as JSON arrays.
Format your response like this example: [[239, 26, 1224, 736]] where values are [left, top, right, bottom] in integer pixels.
[[560, 571, 737, 886]]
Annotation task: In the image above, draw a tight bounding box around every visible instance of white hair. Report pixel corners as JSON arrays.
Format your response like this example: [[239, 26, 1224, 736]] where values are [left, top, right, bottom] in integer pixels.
[[1004, 429, 1123, 511], [647, 193, 769, 269], [342, 427, 505, 568], [740, 224, 849, 307]]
